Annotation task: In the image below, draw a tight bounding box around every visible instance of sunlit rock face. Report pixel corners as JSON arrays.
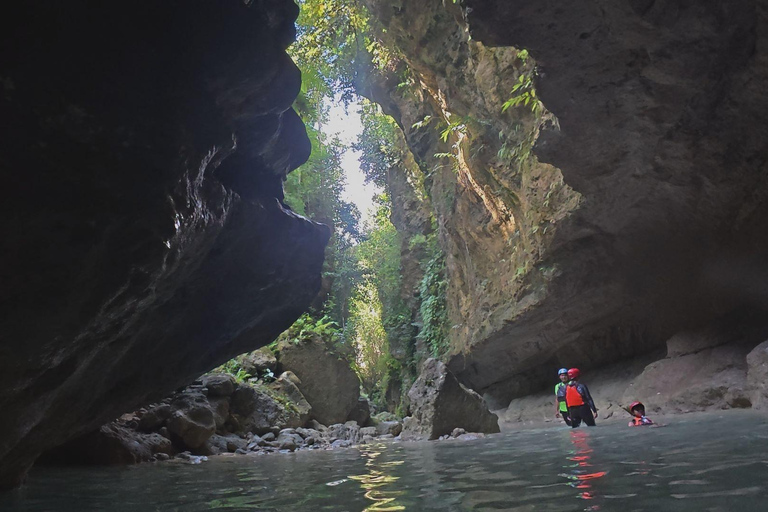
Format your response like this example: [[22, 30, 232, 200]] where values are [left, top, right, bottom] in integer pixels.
[[0, 0, 328, 488], [453, 0, 768, 404]]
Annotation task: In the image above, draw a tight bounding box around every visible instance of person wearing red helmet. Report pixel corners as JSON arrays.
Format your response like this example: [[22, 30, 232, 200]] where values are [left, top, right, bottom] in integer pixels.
[[627, 401, 654, 426], [565, 368, 598, 428]]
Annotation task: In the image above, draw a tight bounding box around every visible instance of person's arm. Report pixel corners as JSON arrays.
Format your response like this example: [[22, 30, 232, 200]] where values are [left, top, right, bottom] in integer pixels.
[[581, 384, 597, 414], [554, 385, 561, 417]]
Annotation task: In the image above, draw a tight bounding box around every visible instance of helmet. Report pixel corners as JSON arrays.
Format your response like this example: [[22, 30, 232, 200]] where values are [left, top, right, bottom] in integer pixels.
[[558, 368, 569, 375], [567, 368, 580, 379], [629, 401, 644, 413]]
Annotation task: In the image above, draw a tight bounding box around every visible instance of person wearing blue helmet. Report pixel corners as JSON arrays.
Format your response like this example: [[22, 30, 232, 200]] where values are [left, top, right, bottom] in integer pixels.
[[555, 368, 571, 426]]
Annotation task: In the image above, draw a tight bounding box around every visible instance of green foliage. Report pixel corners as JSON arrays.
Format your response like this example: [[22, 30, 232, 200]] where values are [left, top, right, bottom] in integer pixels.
[[215, 360, 253, 384], [440, 116, 468, 143], [502, 71, 542, 116], [282, 313, 342, 345], [353, 100, 403, 188], [417, 240, 450, 358]]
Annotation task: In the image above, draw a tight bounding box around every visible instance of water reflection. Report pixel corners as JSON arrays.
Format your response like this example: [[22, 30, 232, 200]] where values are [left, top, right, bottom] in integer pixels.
[[560, 430, 607, 510], [348, 443, 406, 511]]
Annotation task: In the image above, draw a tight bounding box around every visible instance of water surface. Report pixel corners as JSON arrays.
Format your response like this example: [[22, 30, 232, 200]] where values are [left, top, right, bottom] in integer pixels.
[[3, 411, 768, 511]]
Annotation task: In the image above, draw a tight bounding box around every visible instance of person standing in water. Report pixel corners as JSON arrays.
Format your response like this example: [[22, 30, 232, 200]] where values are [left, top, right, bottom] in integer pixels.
[[566, 368, 598, 428], [555, 368, 572, 426]]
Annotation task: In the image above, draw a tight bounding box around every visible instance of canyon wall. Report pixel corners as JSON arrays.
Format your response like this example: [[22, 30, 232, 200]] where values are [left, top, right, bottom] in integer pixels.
[[0, 0, 328, 488], [363, 0, 768, 408]]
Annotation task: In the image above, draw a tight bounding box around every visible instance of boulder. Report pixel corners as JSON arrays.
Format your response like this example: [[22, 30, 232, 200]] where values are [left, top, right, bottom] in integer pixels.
[[747, 340, 768, 409], [325, 422, 361, 444], [138, 404, 172, 433], [202, 374, 237, 398], [270, 372, 312, 427], [208, 397, 231, 431], [278, 335, 361, 425], [347, 397, 371, 427], [166, 394, 216, 449], [229, 384, 289, 435], [375, 421, 403, 437], [241, 347, 279, 378], [402, 359, 500, 440], [622, 344, 753, 413]]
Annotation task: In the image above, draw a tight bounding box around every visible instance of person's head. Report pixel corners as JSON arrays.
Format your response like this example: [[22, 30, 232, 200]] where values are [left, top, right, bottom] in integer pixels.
[[558, 368, 569, 382], [629, 401, 645, 417], [567, 368, 580, 381]]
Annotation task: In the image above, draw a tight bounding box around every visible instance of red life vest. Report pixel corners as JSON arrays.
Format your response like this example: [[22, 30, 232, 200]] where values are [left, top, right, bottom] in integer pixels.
[[566, 384, 584, 407]]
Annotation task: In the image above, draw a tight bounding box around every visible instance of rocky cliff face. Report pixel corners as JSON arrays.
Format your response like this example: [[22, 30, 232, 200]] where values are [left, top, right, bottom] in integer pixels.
[[457, 0, 768, 404], [364, 0, 768, 409], [0, 1, 328, 488]]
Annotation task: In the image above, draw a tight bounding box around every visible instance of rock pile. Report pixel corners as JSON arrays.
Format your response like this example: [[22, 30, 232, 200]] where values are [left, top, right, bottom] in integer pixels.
[[46, 371, 403, 464]]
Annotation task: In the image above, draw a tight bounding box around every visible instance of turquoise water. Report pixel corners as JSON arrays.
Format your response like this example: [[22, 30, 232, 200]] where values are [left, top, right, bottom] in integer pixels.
[[3, 411, 768, 511]]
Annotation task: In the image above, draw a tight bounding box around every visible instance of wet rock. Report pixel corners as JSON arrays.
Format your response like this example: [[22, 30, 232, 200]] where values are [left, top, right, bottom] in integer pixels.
[[331, 439, 352, 449], [450, 428, 466, 438], [347, 398, 371, 427], [375, 421, 403, 437], [175, 452, 207, 464], [747, 340, 768, 409], [278, 335, 361, 425], [207, 434, 247, 454], [402, 359, 500, 440], [155, 453, 170, 462], [202, 374, 237, 398], [260, 432, 276, 443], [241, 347, 278, 378]]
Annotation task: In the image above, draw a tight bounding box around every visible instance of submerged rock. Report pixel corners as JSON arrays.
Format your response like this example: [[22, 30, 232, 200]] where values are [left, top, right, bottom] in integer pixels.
[[402, 359, 500, 440]]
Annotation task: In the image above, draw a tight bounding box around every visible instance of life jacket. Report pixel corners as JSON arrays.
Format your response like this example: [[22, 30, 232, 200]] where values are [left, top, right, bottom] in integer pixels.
[[630, 416, 653, 426], [555, 383, 568, 411], [566, 383, 584, 407]]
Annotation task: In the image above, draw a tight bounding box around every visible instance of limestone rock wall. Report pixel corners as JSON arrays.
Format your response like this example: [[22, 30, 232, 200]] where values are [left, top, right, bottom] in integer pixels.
[[457, 0, 768, 405], [0, 1, 328, 488], [360, 0, 580, 391]]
